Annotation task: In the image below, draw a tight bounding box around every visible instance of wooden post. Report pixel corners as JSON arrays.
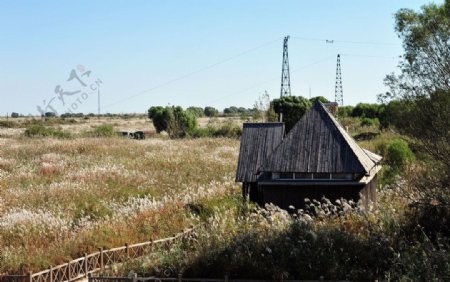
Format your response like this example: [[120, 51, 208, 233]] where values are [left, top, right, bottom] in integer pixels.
[[49, 266, 53, 282], [84, 253, 88, 276], [178, 273, 182, 282], [28, 271, 32, 282], [125, 243, 129, 258], [132, 273, 137, 282], [67, 260, 71, 282], [99, 248, 104, 272]]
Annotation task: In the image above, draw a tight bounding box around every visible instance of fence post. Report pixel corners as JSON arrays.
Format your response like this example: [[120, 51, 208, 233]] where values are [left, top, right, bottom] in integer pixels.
[[99, 247, 104, 272], [84, 253, 88, 276], [49, 266, 53, 282], [28, 271, 32, 282], [125, 243, 129, 258], [178, 273, 182, 282], [67, 260, 71, 282], [132, 273, 137, 282]]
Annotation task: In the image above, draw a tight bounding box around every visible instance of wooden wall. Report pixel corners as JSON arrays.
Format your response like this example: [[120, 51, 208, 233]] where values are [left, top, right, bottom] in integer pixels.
[[250, 179, 377, 210]]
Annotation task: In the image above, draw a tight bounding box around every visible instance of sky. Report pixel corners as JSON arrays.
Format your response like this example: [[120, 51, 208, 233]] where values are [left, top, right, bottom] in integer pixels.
[[0, 0, 441, 115]]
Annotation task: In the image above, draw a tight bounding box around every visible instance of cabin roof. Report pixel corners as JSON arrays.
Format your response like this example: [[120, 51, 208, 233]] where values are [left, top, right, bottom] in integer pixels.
[[259, 102, 381, 175], [235, 122, 285, 182]]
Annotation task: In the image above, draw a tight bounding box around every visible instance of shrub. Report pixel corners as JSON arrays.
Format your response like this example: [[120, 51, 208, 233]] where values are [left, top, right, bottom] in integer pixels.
[[148, 106, 198, 138], [88, 124, 116, 137], [360, 117, 380, 127], [186, 107, 205, 118], [11, 112, 19, 118], [204, 106, 219, 117], [386, 139, 415, 170], [271, 96, 312, 133], [24, 124, 71, 138], [351, 103, 381, 119]]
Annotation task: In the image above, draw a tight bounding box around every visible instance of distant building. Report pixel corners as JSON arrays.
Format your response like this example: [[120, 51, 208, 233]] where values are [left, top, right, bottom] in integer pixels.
[[236, 102, 382, 210]]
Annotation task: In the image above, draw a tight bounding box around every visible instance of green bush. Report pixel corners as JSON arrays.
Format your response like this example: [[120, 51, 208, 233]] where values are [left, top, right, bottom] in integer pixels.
[[360, 117, 380, 127], [186, 107, 205, 118], [88, 124, 116, 137], [148, 106, 198, 138], [386, 139, 415, 170], [191, 120, 242, 138], [24, 124, 71, 138], [271, 96, 312, 133], [351, 103, 381, 119]]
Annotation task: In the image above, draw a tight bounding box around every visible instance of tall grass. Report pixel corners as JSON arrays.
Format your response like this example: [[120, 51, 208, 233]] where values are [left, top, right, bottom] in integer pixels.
[[0, 136, 239, 273]]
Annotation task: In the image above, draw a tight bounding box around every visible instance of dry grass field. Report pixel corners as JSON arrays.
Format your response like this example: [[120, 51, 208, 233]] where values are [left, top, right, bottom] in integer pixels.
[[0, 118, 240, 273]]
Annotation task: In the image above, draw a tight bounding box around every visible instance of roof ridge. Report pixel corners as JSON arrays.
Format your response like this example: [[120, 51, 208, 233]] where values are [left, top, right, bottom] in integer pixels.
[[316, 101, 376, 174]]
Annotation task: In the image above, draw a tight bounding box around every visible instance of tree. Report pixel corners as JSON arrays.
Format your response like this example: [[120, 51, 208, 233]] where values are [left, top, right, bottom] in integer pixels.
[[223, 106, 239, 115], [309, 96, 329, 104], [351, 103, 380, 119], [148, 106, 197, 138], [382, 1, 450, 100], [381, 1, 450, 169], [10, 112, 19, 118], [148, 106, 167, 133], [204, 106, 219, 117], [271, 96, 312, 133], [186, 107, 205, 118]]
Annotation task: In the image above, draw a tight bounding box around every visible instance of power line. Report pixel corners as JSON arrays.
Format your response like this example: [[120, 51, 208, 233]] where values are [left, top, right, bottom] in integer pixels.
[[206, 55, 335, 104], [291, 36, 400, 46], [103, 37, 283, 110]]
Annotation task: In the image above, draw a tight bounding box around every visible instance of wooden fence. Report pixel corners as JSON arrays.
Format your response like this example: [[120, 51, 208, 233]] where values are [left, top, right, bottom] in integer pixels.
[[0, 227, 195, 282], [88, 274, 335, 282]]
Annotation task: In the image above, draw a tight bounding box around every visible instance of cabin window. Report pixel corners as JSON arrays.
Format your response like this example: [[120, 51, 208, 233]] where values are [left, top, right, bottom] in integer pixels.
[[332, 173, 353, 180], [279, 172, 294, 179], [313, 173, 331, 180], [294, 172, 313, 179]]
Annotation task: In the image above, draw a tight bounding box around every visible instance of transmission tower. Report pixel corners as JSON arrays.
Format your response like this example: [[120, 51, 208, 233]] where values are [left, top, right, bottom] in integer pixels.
[[280, 36, 291, 98], [335, 54, 343, 106]]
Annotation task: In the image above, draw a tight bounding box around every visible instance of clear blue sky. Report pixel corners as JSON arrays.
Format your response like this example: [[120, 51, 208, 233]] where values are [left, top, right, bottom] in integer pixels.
[[0, 0, 440, 115]]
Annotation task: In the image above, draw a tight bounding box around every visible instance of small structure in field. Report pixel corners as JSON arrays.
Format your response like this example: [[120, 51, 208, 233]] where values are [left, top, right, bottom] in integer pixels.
[[236, 101, 382, 210]]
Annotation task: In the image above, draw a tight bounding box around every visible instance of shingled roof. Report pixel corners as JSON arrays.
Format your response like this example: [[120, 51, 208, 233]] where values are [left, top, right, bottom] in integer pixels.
[[260, 102, 381, 175], [235, 123, 284, 182]]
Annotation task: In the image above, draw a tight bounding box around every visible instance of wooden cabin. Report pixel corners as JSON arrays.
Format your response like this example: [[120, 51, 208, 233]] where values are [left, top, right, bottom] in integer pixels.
[[235, 101, 382, 210]]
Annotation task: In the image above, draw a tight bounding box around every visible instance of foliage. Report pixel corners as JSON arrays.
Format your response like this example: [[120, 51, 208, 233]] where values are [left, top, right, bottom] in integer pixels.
[[87, 124, 116, 137], [186, 107, 205, 118], [382, 0, 450, 100], [191, 119, 242, 138], [360, 117, 380, 127], [386, 139, 415, 170], [125, 182, 450, 280], [271, 96, 312, 133], [44, 112, 57, 118], [338, 105, 354, 118], [351, 103, 380, 119], [10, 112, 19, 118], [396, 90, 450, 169], [309, 96, 329, 104], [24, 124, 71, 138], [204, 107, 219, 117], [148, 106, 198, 138], [378, 99, 414, 129]]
